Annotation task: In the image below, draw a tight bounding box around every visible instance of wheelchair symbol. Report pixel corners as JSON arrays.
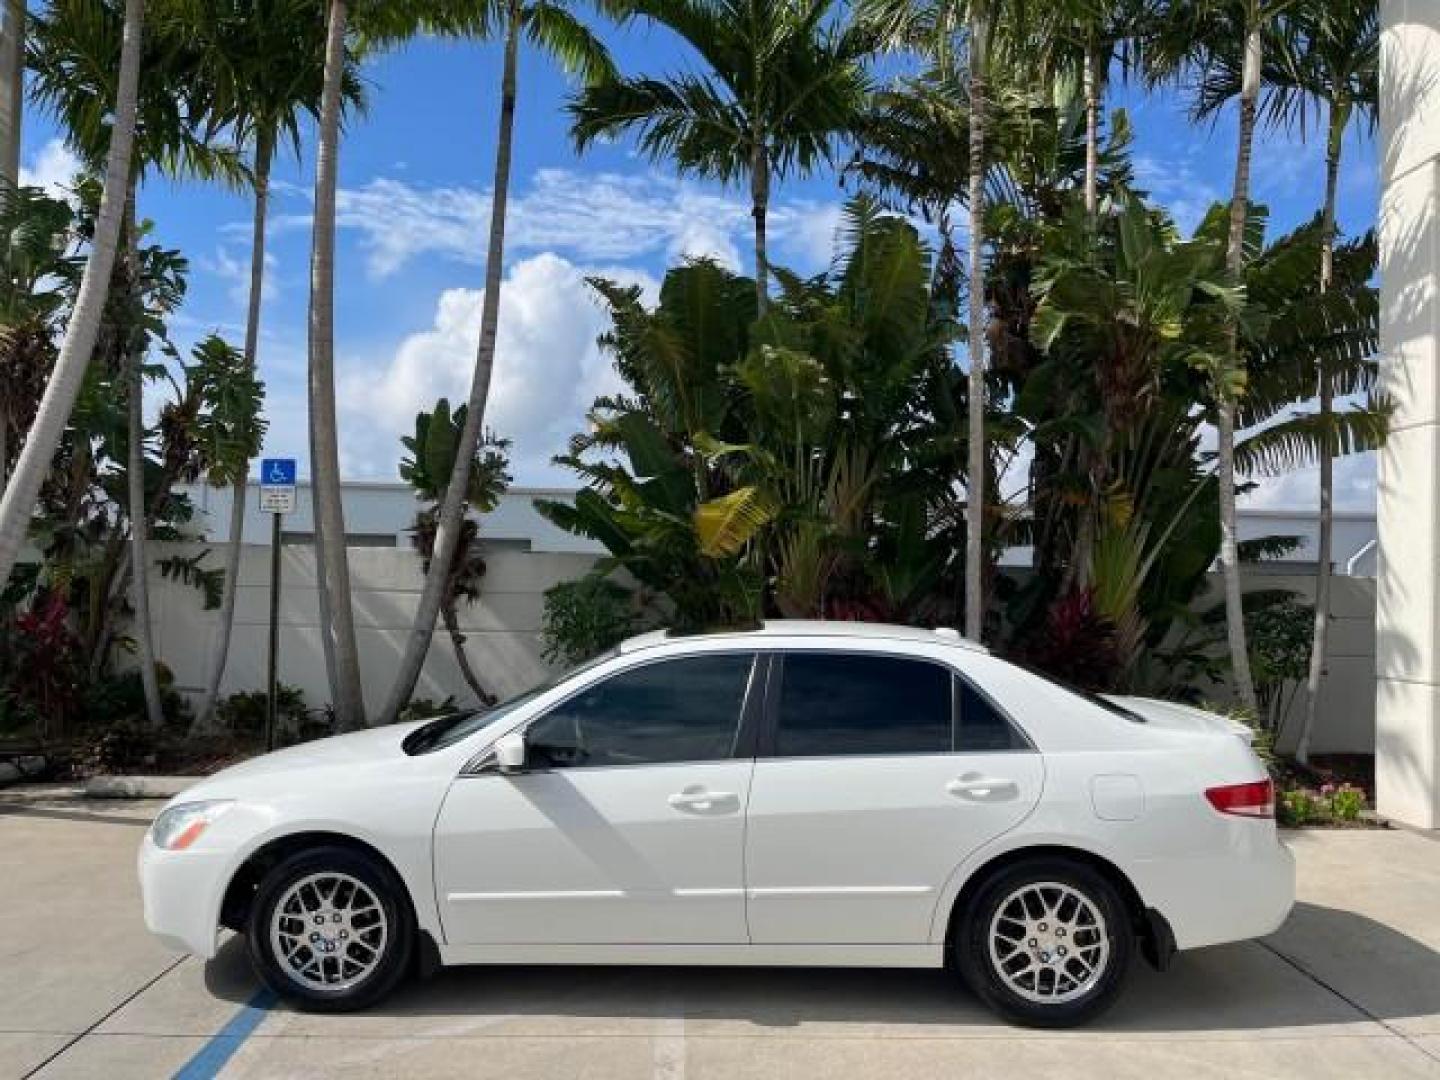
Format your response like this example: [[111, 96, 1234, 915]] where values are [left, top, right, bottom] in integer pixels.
[[262, 459, 295, 486]]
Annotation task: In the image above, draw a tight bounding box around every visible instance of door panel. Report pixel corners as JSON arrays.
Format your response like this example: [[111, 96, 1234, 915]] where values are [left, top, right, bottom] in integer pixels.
[[434, 760, 754, 944], [744, 753, 1043, 944]]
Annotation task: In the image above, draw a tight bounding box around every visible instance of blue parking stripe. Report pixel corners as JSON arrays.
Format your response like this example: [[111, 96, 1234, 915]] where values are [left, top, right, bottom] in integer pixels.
[[173, 988, 277, 1079]]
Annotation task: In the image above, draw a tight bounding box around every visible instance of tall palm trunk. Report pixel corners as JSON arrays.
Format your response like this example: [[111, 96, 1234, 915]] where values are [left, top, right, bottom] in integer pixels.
[[0, 0, 22, 193], [308, 0, 365, 727], [377, 0, 522, 724], [0, 0, 144, 593], [123, 179, 164, 729], [751, 139, 770, 314], [1083, 39, 1100, 222], [195, 131, 273, 733], [964, 9, 988, 642], [1296, 102, 1346, 763], [1219, 20, 1261, 717], [443, 601, 494, 706]]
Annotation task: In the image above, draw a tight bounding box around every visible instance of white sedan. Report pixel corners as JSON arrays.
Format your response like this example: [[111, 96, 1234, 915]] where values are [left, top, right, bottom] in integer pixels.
[[140, 621, 1293, 1027]]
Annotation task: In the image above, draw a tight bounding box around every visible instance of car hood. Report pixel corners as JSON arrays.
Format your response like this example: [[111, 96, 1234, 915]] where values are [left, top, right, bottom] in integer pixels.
[[1102, 695, 1254, 743], [195, 721, 427, 789]]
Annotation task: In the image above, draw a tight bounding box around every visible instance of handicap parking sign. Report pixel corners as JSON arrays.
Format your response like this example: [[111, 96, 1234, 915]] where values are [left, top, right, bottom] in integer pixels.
[[259, 458, 298, 514]]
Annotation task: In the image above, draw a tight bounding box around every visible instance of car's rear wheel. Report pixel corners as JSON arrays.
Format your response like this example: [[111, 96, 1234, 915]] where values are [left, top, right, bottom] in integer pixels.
[[246, 845, 414, 1012], [956, 857, 1133, 1027]]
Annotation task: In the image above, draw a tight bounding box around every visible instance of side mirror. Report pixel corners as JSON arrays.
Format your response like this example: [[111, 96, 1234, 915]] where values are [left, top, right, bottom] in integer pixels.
[[494, 731, 527, 774]]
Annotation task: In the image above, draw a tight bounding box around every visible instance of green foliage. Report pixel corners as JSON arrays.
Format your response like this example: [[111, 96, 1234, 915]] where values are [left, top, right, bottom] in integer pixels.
[[215, 685, 308, 739], [542, 574, 645, 665], [398, 695, 462, 723], [156, 549, 224, 610], [539, 195, 964, 634]]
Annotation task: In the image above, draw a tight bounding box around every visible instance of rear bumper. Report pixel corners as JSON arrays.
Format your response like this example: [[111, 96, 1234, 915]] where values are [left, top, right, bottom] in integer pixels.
[[1131, 831, 1295, 951], [137, 835, 228, 958]]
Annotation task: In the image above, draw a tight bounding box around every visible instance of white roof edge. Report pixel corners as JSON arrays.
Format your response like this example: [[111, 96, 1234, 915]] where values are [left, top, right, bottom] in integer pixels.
[[618, 620, 989, 654]]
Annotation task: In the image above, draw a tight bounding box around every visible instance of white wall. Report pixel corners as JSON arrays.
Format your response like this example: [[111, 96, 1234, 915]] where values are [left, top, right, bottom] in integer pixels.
[[149, 541, 598, 713], [144, 542, 1379, 753]]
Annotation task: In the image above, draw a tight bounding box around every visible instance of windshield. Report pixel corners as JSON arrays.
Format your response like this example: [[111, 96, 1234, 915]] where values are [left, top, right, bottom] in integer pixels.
[[401, 648, 619, 755]]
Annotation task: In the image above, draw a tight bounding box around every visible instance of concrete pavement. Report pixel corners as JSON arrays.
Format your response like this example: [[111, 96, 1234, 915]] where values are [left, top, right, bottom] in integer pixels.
[[2, 790, 1438, 1079]]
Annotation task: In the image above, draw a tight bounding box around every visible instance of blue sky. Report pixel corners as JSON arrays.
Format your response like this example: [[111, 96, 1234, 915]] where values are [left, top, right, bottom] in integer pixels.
[[17, 21, 1379, 508]]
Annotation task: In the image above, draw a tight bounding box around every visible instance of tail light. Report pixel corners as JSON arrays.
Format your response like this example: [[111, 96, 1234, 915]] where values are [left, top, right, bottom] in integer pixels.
[[1205, 778, 1275, 818]]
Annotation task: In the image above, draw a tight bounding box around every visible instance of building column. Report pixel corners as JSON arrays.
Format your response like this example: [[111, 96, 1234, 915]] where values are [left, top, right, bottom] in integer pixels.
[[1377, 0, 1440, 829]]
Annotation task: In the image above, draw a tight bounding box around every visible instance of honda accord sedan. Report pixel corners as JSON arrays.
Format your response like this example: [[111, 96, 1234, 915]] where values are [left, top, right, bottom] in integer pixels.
[[139, 621, 1293, 1027]]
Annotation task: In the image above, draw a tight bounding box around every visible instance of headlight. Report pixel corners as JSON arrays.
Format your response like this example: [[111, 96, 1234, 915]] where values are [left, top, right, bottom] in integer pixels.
[[150, 800, 234, 851]]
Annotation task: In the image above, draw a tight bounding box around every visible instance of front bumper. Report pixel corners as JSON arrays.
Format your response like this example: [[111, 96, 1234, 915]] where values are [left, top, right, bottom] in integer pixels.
[[137, 834, 229, 958]]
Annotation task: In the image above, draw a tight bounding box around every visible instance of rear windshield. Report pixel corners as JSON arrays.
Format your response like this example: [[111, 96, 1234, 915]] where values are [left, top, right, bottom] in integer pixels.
[[401, 649, 619, 755], [1013, 662, 1145, 723]]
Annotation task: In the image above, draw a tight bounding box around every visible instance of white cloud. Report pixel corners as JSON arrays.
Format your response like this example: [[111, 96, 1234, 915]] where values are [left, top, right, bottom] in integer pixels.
[[341, 253, 658, 483], [200, 244, 280, 310], [274, 168, 842, 281], [19, 138, 81, 200], [1133, 152, 1224, 235]]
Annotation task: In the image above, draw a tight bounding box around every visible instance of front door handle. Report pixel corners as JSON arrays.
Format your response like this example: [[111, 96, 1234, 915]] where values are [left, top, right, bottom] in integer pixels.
[[668, 786, 739, 813], [947, 775, 1019, 801]]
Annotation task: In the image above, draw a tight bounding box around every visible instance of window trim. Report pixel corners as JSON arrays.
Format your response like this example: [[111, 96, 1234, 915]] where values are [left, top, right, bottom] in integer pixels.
[[757, 649, 1036, 760], [469, 650, 766, 775]]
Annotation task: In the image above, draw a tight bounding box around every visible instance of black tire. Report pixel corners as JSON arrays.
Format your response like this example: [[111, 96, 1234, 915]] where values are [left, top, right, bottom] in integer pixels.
[[246, 845, 414, 1012], [955, 857, 1134, 1028]]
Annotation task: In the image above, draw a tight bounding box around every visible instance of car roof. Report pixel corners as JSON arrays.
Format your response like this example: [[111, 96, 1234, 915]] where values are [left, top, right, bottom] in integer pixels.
[[618, 619, 988, 655]]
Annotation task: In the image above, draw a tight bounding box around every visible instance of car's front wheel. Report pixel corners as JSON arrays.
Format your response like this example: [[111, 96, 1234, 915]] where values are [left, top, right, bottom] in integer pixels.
[[246, 845, 414, 1011], [956, 857, 1134, 1027]]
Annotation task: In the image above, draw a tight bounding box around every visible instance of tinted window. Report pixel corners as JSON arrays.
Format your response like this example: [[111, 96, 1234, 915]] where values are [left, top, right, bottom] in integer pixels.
[[775, 653, 951, 757], [957, 680, 1029, 751], [525, 653, 754, 768]]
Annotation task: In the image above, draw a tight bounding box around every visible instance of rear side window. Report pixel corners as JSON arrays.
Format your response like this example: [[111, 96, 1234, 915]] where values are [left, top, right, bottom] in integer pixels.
[[956, 679, 1030, 752], [774, 653, 951, 757], [525, 653, 755, 768]]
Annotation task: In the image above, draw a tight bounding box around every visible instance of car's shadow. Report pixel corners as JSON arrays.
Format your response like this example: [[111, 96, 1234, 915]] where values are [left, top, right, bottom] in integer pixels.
[[203, 901, 1440, 1034]]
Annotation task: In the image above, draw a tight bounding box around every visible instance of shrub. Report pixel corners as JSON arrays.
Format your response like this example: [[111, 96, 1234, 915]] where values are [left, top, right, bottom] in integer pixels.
[[77, 717, 159, 774], [82, 670, 193, 733], [542, 574, 643, 666], [216, 685, 308, 739], [399, 696, 461, 723], [1325, 782, 1367, 823], [1278, 788, 1322, 826]]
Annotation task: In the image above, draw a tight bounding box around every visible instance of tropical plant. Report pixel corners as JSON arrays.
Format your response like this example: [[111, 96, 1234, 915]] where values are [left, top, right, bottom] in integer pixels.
[[570, 0, 870, 313], [377, 0, 615, 725], [539, 196, 966, 636], [541, 573, 644, 665], [398, 398, 512, 706]]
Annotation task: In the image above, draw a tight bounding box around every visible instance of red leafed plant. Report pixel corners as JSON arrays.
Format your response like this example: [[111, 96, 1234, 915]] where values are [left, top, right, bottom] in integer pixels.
[[10, 592, 84, 738], [1015, 589, 1125, 693]]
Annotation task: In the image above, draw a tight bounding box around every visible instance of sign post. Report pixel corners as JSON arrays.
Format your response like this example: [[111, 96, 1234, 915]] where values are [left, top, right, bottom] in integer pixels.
[[259, 459, 297, 752]]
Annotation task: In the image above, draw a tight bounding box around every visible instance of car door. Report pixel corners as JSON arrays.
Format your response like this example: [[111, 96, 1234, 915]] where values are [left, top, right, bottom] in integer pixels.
[[433, 651, 761, 946], [744, 650, 1044, 945]]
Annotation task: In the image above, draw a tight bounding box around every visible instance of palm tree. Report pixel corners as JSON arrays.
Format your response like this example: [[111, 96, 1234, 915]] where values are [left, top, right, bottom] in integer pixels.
[[1148, 0, 1296, 716], [569, 0, 870, 314], [0, 0, 22, 190], [398, 400, 511, 706], [25, 0, 246, 725], [305, 0, 368, 727], [375, 0, 614, 725], [191, 0, 363, 731], [862, 0, 1029, 640], [1265, 2, 1378, 762], [0, 0, 142, 597]]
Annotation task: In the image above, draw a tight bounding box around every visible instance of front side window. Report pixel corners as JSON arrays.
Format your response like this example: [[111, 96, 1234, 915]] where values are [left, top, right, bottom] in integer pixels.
[[774, 652, 952, 757], [525, 653, 755, 768]]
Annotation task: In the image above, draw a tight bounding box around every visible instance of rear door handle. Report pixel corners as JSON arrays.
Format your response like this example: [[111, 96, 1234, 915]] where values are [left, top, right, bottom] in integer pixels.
[[668, 788, 739, 812], [947, 776, 1018, 801]]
